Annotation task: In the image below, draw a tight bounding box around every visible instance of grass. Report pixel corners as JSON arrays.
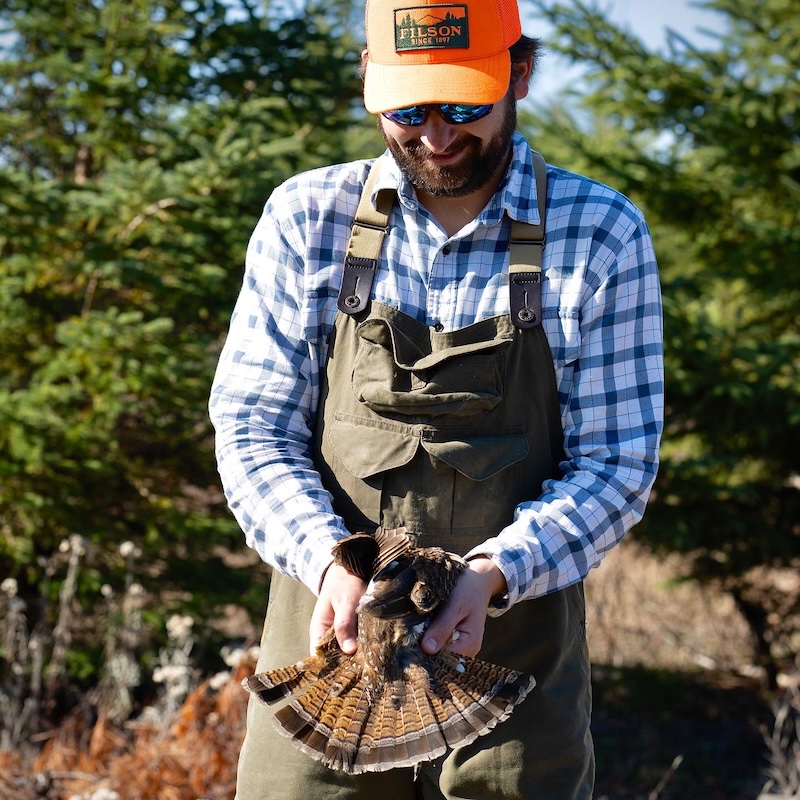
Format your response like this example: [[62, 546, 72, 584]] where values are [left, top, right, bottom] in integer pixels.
[[592, 665, 770, 799]]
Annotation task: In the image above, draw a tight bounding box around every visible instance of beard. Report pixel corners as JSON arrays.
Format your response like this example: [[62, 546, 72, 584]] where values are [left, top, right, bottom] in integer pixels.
[[380, 94, 517, 198]]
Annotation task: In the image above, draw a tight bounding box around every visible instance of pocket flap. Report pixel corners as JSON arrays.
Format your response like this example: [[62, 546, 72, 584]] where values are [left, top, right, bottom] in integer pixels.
[[328, 414, 420, 479], [421, 433, 528, 481], [353, 318, 510, 417], [357, 317, 512, 371]]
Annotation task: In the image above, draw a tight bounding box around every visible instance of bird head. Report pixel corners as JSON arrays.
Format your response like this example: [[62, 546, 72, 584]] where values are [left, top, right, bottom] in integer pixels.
[[357, 555, 427, 624]]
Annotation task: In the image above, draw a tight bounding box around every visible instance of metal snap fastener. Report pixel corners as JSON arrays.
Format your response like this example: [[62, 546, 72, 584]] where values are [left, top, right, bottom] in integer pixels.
[[344, 294, 360, 308], [518, 309, 535, 323]]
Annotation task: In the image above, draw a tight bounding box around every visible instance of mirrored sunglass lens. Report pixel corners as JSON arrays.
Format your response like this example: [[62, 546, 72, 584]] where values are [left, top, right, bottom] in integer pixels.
[[440, 104, 493, 123], [383, 106, 427, 125], [382, 103, 493, 126]]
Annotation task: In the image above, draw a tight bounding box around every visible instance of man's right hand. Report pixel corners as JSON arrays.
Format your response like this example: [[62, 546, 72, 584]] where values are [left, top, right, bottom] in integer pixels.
[[309, 562, 366, 656]]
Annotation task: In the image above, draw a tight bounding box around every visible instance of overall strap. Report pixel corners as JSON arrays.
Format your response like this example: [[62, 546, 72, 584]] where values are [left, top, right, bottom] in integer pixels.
[[340, 151, 548, 327], [509, 150, 548, 329], [337, 156, 395, 315]]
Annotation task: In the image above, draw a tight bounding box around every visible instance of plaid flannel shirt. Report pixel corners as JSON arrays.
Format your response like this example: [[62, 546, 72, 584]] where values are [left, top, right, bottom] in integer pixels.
[[209, 132, 664, 614]]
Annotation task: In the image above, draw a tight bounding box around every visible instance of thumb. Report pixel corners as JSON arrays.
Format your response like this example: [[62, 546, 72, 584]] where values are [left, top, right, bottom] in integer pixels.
[[421, 562, 501, 657], [421, 604, 460, 655]]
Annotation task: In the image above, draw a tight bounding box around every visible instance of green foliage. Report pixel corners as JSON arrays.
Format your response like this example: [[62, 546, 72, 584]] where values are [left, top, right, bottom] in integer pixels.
[[4, 0, 796, 698], [526, 0, 800, 678], [0, 0, 376, 689]]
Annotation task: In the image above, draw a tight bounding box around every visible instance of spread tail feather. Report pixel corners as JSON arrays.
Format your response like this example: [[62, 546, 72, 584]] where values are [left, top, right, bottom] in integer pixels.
[[245, 652, 535, 774], [242, 651, 339, 705]]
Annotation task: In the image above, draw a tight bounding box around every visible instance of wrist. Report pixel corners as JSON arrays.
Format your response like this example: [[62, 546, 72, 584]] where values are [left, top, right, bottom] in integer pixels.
[[466, 555, 508, 600]]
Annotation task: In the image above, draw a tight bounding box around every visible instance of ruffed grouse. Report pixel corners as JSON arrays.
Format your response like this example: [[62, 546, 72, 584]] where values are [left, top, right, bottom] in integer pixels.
[[243, 527, 535, 774]]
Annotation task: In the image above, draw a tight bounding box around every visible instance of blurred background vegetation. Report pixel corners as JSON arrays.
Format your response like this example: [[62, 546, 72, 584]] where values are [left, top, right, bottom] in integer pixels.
[[0, 0, 798, 797]]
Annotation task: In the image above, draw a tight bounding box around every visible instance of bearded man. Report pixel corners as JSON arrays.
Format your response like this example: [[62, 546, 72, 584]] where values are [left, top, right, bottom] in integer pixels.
[[210, 0, 664, 797]]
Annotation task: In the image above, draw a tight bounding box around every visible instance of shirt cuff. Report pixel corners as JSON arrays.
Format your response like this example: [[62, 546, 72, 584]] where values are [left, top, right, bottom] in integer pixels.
[[295, 524, 349, 597]]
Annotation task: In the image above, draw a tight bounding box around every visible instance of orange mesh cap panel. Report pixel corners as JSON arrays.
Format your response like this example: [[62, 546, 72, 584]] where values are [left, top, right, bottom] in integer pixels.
[[363, 0, 522, 112]]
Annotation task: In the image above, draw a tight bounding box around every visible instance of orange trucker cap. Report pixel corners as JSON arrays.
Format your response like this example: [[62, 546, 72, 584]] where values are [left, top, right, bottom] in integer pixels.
[[363, 0, 522, 113]]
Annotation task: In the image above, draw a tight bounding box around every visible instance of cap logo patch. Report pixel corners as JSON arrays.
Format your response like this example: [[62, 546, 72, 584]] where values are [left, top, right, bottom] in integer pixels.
[[394, 5, 469, 52]]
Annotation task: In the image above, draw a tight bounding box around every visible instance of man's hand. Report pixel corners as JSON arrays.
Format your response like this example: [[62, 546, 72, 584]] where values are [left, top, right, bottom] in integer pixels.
[[420, 557, 507, 658], [309, 562, 366, 656]]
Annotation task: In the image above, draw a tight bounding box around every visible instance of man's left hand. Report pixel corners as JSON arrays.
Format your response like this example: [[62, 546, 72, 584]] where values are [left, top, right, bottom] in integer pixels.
[[420, 557, 507, 658]]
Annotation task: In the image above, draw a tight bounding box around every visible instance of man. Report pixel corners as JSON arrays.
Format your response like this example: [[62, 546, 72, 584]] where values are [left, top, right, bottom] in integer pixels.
[[209, 0, 664, 796]]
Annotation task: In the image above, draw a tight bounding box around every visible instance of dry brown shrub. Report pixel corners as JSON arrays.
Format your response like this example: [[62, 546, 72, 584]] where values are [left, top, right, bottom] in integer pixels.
[[3, 660, 253, 800], [586, 536, 754, 673]]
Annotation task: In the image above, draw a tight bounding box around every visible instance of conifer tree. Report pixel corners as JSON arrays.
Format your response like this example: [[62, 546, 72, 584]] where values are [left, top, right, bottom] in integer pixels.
[[526, 0, 800, 685], [0, 0, 373, 688]]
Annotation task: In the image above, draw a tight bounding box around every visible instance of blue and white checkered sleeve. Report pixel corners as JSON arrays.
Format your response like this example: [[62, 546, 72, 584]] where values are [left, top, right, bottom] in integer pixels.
[[470, 207, 664, 611], [208, 189, 347, 594]]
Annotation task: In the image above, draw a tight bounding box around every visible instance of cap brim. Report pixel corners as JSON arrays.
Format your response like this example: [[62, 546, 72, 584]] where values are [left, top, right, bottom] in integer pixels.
[[363, 54, 510, 113]]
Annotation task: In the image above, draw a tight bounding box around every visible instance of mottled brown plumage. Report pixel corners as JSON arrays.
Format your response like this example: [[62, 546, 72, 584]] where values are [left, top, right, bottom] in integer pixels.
[[243, 527, 535, 774]]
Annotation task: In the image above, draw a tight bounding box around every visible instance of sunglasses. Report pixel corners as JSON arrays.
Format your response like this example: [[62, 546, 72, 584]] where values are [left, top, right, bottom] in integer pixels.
[[382, 103, 494, 127]]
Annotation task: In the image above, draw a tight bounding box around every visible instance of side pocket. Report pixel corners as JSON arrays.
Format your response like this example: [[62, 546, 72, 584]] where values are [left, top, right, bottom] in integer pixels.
[[327, 413, 420, 479], [323, 414, 421, 530], [420, 431, 528, 481]]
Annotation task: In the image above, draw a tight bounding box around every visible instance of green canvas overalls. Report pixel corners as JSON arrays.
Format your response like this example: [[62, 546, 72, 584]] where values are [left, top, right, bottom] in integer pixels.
[[235, 154, 594, 800]]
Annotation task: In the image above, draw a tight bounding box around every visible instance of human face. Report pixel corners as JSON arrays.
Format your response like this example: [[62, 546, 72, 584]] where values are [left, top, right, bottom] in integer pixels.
[[379, 85, 517, 199]]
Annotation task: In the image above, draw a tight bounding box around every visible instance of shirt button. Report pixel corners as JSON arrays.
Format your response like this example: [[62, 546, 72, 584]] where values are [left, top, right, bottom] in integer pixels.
[[442, 245, 451, 255], [433, 322, 444, 332]]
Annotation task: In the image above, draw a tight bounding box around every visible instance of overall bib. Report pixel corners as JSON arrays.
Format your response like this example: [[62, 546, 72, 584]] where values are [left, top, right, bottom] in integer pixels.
[[236, 155, 594, 800]]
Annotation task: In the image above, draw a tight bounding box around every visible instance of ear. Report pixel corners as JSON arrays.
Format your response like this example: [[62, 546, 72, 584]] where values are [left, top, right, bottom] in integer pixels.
[[511, 57, 533, 101]]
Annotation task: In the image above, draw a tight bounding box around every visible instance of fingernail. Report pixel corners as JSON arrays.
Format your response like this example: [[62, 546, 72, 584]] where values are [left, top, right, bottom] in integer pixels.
[[422, 636, 437, 653], [342, 637, 357, 653]]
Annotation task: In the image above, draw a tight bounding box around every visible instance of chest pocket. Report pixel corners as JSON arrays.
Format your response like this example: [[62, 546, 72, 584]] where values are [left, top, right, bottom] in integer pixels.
[[352, 315, 515, 418]]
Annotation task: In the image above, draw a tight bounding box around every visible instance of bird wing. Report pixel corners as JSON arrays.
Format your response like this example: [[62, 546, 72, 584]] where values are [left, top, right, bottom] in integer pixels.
[[357, 561, 424, 621], [372, 526, 413, 576], [332, 532, 379, 581], [331, 527, 412, 581]]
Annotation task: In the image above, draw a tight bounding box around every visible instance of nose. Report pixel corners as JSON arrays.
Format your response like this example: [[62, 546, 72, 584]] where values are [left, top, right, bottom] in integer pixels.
[[418, 109, 459, 154]]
